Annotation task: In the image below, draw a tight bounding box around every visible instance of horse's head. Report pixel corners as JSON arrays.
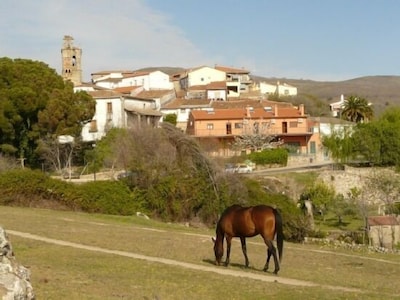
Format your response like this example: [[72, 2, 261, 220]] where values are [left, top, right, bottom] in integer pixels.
[[212, 237, 223, 265]]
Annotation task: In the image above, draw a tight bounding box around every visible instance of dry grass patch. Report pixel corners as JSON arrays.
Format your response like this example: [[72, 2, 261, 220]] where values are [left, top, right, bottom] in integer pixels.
[[1, 206, 399, 299]]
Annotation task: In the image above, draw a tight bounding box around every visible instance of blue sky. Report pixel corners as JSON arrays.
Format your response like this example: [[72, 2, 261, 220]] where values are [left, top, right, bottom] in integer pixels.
[[1, 0, 400, 82]]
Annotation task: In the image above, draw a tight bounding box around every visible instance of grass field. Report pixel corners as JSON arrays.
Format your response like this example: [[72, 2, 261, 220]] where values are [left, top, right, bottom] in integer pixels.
[[1, 206, 399, 299]]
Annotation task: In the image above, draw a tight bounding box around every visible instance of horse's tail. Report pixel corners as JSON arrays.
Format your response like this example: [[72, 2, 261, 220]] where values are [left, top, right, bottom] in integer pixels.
[[273, 208, 284, 262]]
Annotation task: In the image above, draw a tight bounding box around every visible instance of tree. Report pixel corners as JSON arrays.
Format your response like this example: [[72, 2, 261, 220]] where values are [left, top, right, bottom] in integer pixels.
[[341, 95, 373, 123], [163, 113, 177, 126], [301, 181, 336, 222], [366, 169, 400, 215], [351, 107, 400, 166], [0, 58, 95, 167], [233, 121, 282, 152], [321, 126, 354, 163]]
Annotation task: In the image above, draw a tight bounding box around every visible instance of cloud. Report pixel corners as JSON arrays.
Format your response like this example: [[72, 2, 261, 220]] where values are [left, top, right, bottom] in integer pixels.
[[0, 0, 206, 81]]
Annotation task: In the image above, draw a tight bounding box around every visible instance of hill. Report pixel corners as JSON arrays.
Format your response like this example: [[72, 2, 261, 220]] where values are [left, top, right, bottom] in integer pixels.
[[252, 75, 400, 116]]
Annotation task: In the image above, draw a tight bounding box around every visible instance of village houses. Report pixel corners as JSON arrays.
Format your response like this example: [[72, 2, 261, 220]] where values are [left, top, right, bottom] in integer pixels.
[[62, 35, 399, 248]]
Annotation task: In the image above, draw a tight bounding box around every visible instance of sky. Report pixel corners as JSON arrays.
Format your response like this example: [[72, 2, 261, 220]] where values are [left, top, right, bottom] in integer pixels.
[[1, 0, 400, 82]]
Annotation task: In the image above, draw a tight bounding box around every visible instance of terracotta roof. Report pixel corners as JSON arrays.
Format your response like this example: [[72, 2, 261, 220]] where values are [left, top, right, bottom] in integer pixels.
[[214, 65, 250, 74], [113, 86, 141, 94], [124, 105, 163, 116], [91, 70, 133, 76], [206, 81, 227, 90], [190, 106, 303, 121], [136, 89, 174, 99], [88, 90, 122, 98], [211, 99, 291, 109], [368, 215, 400, 226], [188, 85, 207, 91], [162, 98, 211, 109]]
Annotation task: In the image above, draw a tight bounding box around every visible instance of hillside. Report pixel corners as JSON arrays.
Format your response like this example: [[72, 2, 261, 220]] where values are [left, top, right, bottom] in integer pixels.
[[252, 75, 400, 116]]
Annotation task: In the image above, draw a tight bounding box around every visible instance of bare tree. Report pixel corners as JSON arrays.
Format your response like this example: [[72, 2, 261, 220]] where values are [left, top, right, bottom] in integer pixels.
[[366, 169, 400, 215], [233, 121, 282, 152], [36, 135, 76, 175]]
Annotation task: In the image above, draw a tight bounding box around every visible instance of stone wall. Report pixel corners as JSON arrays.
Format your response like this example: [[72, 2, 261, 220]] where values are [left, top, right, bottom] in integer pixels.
[[0, 227, 34, 299]]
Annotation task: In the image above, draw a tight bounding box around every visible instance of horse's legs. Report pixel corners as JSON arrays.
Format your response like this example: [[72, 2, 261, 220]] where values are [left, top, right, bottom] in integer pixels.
[[263, 240, 280, 275], [240, 237, 250, 268], [264, 248, 272, 272], [224, 236, 232, 267]]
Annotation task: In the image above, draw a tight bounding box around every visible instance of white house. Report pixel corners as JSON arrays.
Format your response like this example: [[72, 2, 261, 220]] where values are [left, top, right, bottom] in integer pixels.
[[161, 98, 211, 131], [179, 66, 226, 90], [214, 65, 252, 97], [81, 90, 162, 142], [330, 94, 345, 117], [259, 81, 298, 96], [91, 70, 173, 91]]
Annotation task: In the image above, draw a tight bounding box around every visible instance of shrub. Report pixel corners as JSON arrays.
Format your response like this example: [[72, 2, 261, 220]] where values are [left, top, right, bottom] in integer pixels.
[[248, 148, 288, 166], [74, 181, 138, 215]]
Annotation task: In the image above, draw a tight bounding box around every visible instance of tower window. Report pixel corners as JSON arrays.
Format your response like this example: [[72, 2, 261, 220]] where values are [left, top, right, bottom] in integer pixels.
[[72, 55, 76, 66]]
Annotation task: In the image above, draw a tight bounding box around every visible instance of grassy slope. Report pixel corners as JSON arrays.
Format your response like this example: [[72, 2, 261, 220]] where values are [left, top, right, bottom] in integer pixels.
[[1, 206, 399, 299]]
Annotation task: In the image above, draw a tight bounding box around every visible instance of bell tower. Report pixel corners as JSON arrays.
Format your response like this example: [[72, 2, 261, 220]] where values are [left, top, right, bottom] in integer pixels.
[[61, 35, 82, 86]]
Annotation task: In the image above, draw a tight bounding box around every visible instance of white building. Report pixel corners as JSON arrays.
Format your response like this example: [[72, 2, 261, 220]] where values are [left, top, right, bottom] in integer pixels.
[[259, 81, 298, 97], [91, 70, 173, 91], [81, 90, 162, 142], [179, 66, 226, 90]]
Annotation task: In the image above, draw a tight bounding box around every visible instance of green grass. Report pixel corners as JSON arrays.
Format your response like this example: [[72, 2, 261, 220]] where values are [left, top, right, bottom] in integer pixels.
[[1, 206, 400, 299]]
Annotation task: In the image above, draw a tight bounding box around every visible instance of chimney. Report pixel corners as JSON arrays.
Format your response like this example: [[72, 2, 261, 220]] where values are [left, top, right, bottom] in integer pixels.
[[274, 104, 278, 116], [246, 106, 251, 118], [299, 104, 304, 116]]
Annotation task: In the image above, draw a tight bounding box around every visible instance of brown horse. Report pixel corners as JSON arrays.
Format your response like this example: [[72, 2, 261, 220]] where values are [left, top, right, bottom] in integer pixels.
[[212, 204, 283, 274]]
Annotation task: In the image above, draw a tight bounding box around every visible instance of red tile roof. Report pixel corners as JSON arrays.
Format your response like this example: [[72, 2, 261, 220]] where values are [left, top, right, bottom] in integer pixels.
[[214, 65, 250, 74], [88, 90, 122, 98], [368, 215, 400, 226], [113, 86, 141, 94], [190, 106, 302, 120], [162, 98, 211, 109]]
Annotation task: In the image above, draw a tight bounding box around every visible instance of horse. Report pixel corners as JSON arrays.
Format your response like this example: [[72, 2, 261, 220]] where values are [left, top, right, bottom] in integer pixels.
[[212, 204, 283, 274]]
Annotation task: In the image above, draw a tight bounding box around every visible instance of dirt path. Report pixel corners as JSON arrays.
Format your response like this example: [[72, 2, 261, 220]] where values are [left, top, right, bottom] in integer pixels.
[[7, 229, 363, 294]]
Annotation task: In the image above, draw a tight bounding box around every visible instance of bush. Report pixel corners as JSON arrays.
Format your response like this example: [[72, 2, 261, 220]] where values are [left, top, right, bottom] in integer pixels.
[[248, 148, 288, 166], [0, 169, 70, 207], [73, 181, 139, 215], [242, 178, 312, 242], [0, 169, 138, 215]]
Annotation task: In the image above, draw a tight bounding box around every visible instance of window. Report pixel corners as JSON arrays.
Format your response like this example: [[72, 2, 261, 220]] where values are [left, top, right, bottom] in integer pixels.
[[310, 141, 316, 154], [253, 122, 259, 134], [289, 121, 298, 128], [106, 102, 113, 121], [226, 123, 232, 135], [89, 120, 98, 132], [207, 123, 214, 130], [235, 123, 243, 129]]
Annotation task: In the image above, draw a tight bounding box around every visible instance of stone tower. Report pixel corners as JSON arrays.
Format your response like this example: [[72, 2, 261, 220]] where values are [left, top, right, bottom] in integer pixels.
[[61, 35, 82, 86]]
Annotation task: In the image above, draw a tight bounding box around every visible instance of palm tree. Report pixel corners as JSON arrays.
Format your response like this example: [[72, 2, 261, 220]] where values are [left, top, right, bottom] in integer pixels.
[[341, 95, 373, 123]]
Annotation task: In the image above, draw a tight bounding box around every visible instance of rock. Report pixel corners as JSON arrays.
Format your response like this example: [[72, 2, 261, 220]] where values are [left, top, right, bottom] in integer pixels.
[[0, 227, 35, 299]]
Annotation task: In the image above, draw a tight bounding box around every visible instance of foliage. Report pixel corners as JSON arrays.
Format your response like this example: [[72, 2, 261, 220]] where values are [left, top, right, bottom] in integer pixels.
[[0, 58, 95, 168], [0, 168, 70, 207], [351, 107, 400, 166], [163, 114, 177, 126], [321, 126, 354, 163], [243, 178, 312, 242], [341, 95, 373, 123], [72, 181, 139, 215], [247, 148, 288, 166], [300, 181, 336, 220], [0, 169, 134, 214]]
